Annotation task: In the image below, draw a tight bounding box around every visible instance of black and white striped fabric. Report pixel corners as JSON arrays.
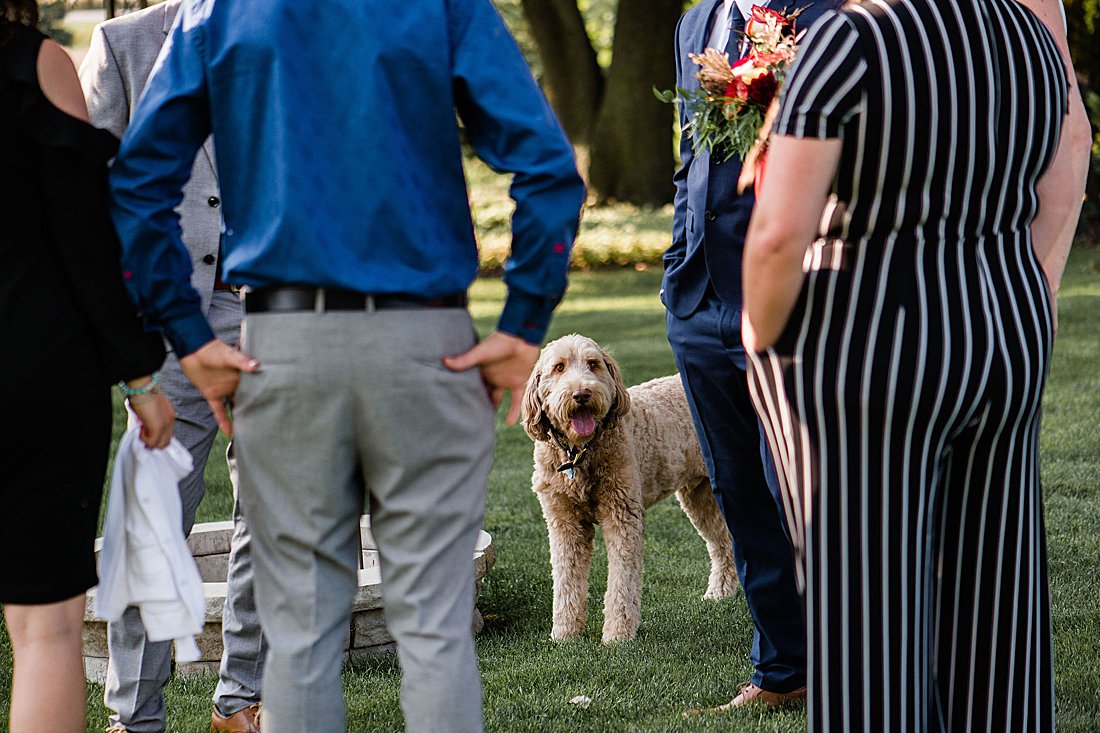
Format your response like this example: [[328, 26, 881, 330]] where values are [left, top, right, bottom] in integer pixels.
[[747, 1, 1068, 730]]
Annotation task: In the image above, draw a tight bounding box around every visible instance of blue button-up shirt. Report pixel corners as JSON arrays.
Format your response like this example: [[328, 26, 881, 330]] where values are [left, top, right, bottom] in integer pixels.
[[110, 0, 585, 356]]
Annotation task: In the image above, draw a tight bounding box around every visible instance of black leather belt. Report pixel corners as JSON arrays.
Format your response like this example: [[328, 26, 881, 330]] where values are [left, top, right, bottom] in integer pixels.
[[244, 286, 467, 314]]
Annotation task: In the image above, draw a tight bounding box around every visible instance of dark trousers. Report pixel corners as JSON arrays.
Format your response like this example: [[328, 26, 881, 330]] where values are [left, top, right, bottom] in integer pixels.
[[666, 292, 805, 692]]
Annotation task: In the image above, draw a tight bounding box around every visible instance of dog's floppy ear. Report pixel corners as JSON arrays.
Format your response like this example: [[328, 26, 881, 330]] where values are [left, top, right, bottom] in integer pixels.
[[521, 369, 550, 442], [601, 348, 631, 424]]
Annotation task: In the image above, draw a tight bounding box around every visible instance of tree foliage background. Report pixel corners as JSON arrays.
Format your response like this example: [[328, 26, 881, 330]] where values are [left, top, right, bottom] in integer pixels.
[[492, 0, 682, 207], [37, 0, 72, 45], [1062, 0, 1100, 231], [497, 0, 1099, 228]]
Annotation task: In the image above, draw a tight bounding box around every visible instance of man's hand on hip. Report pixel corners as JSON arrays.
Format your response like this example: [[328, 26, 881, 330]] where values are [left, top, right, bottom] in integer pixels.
[[179, 339, 260, 436], [443, 330, 539, 425]]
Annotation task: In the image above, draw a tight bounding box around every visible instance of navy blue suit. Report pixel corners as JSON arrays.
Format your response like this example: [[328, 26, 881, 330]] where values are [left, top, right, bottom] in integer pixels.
[[663, 0, 840, 693]]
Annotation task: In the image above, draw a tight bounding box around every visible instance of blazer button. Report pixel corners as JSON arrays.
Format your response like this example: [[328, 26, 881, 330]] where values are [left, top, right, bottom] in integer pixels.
[[208, 196, 220, 208], [705, 210, 716, 221], [203, 254, 216, 265]]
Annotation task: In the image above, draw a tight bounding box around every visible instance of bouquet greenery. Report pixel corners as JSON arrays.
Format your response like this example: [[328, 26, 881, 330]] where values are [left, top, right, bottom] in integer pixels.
[[656, 5, 806, 163]]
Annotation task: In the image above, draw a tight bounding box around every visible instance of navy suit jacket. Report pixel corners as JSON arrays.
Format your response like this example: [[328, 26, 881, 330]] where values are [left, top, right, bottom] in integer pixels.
[[662, 0, 841, 319]]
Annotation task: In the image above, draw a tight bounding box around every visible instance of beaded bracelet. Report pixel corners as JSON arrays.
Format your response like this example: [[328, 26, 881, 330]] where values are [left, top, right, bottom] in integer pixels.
[[118, 371, 160, 399]]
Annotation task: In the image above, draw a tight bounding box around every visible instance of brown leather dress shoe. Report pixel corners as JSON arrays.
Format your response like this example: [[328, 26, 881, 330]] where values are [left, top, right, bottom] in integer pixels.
[[683, 682, 807, 716], [211, 703, 262, 733]]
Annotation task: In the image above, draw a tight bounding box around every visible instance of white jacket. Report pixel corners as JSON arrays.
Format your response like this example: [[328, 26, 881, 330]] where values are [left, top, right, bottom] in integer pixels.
[[96, 427, 204, 663]]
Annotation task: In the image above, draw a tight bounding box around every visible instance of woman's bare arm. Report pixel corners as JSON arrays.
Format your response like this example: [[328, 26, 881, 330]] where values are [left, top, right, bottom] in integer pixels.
[[37, 39, 89, 122], [1019, 0, 1092, 301], [742, 136, 842, 351]]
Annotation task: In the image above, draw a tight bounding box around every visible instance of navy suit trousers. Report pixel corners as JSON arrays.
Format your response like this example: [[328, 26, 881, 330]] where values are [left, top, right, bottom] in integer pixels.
[[666, 291, 805, 692]]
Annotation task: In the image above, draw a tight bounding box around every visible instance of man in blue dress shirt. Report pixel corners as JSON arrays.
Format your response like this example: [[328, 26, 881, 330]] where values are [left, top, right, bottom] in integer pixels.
[[109, 2, 585, 731]]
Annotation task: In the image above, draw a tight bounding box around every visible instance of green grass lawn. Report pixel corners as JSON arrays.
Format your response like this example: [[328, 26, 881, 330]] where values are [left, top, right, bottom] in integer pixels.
[[1, 248, 1098, 731], [468, 156, 673, 273]]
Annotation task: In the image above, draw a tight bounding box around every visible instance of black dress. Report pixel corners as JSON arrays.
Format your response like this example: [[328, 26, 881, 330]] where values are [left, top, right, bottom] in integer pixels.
[[0, 23, 164, 604]]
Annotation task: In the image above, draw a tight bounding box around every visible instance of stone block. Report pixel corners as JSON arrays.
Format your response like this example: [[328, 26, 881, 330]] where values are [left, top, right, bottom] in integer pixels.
[[341, 621, 352, 651], [351, 609, 393, 649], [83, 590, 97, 621], [360, 515, 376, 550], [351, 567, 384, 612], [471, 608, 484, 636], [83, 515, 493, 682], [83, 620, 108, 658], [84, 656, 108, 685], [176, 660, 221, 678], [204, 582, 228, 622], [346, 642, 397, 663], [193, 621, 225, 662], [195, 554, 229, 583], [186, 521, 235, 556]]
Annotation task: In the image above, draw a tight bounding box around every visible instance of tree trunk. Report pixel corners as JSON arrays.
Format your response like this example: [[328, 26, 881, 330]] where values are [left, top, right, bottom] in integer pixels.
[[519, 0, 604, 145], [587, 0, 682, 205]]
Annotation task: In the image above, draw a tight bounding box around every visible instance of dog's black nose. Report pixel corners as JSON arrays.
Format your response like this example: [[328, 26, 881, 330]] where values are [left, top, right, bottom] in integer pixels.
[[572, 389, 591, 404]]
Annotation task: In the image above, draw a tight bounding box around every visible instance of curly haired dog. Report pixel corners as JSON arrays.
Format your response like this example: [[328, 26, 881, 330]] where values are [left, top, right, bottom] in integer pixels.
[[521, 334, 738, 643]]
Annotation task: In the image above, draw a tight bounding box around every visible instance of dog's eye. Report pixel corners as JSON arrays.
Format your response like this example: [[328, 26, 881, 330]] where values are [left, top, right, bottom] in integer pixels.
[[553, 363, 565, 373], [587, 360, 600, 371]]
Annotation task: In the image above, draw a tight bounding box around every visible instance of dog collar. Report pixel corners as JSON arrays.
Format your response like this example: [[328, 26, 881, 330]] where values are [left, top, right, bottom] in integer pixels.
[[548, 427, 594, 481]]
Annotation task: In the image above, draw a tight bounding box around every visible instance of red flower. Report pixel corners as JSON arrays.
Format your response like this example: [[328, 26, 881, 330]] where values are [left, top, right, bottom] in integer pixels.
[[725, 79, 749, 103], [746, 69, 778, 106], [730, 57, 777, 108]]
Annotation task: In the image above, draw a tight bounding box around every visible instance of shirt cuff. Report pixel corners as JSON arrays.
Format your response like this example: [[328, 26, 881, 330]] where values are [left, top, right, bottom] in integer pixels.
[[498, 291, 559, 345], [163, 310, 217, 357]]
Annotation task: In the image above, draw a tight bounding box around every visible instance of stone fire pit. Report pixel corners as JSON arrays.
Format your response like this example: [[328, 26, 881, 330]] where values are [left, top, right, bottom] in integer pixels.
[[83, 515, 495, 682]]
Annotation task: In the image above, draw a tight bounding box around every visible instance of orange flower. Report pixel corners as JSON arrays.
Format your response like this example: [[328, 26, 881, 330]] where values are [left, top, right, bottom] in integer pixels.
[[752, 49, 792, 66]]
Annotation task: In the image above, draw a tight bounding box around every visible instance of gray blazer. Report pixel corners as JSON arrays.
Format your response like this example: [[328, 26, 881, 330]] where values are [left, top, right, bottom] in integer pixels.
[[79, 0, 223, 315]]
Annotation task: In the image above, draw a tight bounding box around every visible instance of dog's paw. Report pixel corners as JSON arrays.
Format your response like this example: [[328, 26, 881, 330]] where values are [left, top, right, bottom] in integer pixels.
[[551, 625, 584, 642], [600, 618, 639, 644], [704, 569, 741, 600], [600, 629, 637, 645], [703, 581, 740, 600]]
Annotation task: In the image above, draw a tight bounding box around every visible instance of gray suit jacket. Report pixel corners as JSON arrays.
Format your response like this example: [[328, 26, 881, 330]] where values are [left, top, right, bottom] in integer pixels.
[[79, 0, 222, 315]]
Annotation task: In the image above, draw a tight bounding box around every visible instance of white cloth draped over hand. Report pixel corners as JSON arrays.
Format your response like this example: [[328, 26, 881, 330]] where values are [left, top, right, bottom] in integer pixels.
[[95, 426, 204, 663]]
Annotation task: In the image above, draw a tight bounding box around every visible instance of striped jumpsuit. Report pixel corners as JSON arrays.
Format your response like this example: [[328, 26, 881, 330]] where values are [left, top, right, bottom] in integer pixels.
[[746, 1, 1068, 730]]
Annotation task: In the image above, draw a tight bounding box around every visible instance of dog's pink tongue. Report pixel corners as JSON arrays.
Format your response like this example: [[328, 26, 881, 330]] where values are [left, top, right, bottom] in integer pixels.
[[572, 411, 596, 436]]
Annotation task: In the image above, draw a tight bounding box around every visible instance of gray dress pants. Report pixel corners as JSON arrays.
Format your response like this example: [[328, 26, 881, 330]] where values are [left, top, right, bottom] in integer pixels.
[[232, 305, 493, 733], [105, 292, 266, 731]]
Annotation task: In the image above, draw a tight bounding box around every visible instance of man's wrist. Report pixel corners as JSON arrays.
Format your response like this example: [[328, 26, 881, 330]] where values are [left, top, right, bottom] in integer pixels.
[[165, 311, 218, 357], [498, 292, 556, 345]]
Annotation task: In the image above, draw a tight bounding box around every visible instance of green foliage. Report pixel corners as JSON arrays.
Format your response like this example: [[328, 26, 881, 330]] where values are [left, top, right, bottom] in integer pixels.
[[656, 85, 766, 162], [466, 155, 672, 273], [1086, 88, 1100, 233], [1064, 0, 1100, 230], [490, 0, 540, 71], [490, 0, 620, 76], [579, 0, 618, 68], [37, 0, 72, 46]]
